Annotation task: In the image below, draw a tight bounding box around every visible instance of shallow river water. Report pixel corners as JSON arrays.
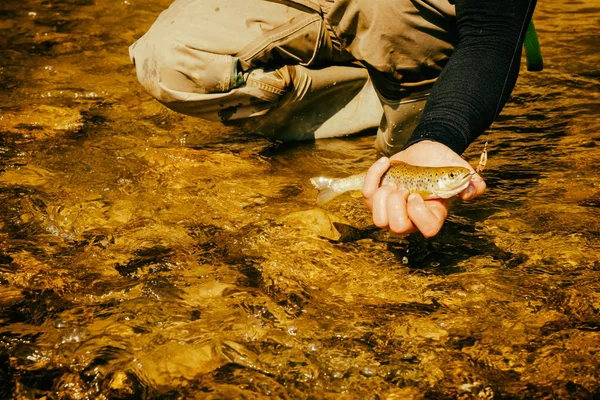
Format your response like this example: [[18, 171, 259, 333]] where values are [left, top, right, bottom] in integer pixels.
[[1, 0, 599, 398]]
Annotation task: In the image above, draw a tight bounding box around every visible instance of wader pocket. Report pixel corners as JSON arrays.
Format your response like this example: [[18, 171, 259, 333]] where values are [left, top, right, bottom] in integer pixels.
[[236, 12, 326, 70], [168, 45, 245, 94]]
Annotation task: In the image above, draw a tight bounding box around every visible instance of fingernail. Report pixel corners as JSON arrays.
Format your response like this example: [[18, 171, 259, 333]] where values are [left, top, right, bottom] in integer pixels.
[[377, 156, 389, 164], [408, 193, 421, 203], [408, 193, 424, 212]]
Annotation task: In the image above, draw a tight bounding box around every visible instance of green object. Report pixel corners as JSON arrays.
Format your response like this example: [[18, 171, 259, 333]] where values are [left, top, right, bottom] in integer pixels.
[[523, 20, 543, 71]]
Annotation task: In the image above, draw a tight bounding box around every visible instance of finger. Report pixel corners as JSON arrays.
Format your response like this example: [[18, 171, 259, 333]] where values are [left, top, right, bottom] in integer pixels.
[[387, 189, 417, 234], [362, 157, 390, 210], [406, 194, 448, 238], [460, 173, 487, 200], [372, 185, 394, 228]]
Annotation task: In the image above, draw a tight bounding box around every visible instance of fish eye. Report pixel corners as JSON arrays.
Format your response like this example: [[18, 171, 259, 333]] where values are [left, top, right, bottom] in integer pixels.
[[450, 173, 455, 178]]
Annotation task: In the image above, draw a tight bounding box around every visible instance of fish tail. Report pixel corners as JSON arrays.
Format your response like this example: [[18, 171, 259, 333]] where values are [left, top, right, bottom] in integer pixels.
[[310, 174, 365, 205], [310, 177, 344, 205]]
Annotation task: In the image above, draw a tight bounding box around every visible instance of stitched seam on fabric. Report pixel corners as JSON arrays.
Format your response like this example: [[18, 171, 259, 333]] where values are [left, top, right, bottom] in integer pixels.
[[246, 79, 288, 96], [263, 0, 322, 13], [301, 17, 325, 66], [238, 14, 322, 64]]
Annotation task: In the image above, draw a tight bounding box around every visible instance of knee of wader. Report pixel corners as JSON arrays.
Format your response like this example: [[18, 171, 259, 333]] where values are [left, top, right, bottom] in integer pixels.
[[129, 36, 240, 104]]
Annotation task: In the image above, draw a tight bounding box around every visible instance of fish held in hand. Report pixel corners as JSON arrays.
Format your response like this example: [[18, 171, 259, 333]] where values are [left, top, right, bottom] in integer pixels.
[[310, 161, 474, 205]]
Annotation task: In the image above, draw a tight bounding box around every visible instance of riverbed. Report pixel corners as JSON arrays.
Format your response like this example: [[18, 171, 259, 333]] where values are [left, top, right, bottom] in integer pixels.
[[1, 0, 599, 398]]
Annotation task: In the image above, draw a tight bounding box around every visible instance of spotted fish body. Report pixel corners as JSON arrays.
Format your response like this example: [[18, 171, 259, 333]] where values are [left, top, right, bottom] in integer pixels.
[[310, 161, 472, 205]]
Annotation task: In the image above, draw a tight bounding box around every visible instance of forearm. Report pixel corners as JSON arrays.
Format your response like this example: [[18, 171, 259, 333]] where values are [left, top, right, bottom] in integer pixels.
[[405, 0, 538, 155]]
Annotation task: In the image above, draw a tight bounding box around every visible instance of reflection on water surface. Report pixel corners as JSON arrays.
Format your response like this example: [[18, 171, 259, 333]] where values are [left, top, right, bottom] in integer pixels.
[[1, 0, 599, 398]]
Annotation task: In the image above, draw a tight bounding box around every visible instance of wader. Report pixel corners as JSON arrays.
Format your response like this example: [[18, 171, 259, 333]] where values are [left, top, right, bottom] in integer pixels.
[[130, 0, 456, 154]]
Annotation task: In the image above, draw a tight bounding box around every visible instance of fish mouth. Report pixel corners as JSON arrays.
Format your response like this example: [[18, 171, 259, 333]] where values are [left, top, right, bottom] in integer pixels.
[[436, 172, 472, 198], [455, 173, 473, 192], [460, 173, 473, 187]]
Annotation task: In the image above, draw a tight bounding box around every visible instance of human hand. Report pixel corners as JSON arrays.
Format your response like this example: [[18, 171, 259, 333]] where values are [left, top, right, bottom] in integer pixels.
[[362, 140, 486, 238]]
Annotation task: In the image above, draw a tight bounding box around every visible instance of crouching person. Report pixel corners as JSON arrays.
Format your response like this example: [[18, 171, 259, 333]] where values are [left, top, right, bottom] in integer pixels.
[[130, 0, 537, 238]]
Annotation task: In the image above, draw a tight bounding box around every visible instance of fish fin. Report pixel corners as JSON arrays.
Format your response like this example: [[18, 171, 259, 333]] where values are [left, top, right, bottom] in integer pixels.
[[412, 191, 435, 200], [310, 177, 341, 205], [316, 188, 341, 205]]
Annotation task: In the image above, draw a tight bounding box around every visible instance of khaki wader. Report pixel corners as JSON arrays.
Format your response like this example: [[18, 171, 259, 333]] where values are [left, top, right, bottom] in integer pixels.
[[130, 0, 455, 154]]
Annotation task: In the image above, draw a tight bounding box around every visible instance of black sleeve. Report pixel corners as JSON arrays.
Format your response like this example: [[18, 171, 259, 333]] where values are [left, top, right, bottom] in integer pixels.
[[403, 0, 538, 155]]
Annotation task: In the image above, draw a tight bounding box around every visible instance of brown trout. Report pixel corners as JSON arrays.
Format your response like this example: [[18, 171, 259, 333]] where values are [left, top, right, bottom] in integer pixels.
[[310, 161, 474, 205]]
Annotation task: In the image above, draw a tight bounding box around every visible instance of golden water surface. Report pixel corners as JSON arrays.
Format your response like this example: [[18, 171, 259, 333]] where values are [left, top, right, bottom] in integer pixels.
[[1, 0, 599, 398]]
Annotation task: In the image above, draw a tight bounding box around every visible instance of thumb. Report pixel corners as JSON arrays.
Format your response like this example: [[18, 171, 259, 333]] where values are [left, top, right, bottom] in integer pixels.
[[461, 173, 486, 200]]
